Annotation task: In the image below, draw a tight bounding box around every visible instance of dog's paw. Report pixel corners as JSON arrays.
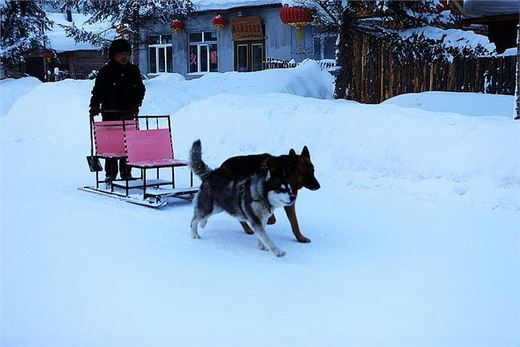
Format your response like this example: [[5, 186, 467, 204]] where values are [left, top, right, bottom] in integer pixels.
[[297, 236, 311, 243], [272, 248, 286, 257], [257, 240, 268, 251], [191, 233, 201, 239]]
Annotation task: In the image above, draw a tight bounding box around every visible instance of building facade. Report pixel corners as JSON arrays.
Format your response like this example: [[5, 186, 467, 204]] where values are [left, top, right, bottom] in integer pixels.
[[139, 3, 335, 78]]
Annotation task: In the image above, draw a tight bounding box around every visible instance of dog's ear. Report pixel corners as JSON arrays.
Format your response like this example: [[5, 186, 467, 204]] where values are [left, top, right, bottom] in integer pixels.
[[289, 148, 297, 157], [301, 146, 310, 159]]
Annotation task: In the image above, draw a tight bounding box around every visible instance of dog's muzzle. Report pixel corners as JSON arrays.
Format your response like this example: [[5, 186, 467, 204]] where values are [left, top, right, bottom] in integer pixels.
[[306, 178, 321, 191]]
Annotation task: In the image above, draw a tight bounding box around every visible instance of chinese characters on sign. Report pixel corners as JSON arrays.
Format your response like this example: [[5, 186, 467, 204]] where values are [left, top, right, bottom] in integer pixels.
[[231, 16, 264, 41]]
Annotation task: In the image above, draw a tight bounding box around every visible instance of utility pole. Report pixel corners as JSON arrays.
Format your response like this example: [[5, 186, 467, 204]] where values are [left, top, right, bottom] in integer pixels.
[[515, 23, 520, 120]]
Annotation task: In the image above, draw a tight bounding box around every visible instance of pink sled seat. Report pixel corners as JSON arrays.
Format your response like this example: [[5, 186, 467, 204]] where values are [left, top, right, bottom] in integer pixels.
[[125, 129, 188, 168], [93, 120, 137, 158]]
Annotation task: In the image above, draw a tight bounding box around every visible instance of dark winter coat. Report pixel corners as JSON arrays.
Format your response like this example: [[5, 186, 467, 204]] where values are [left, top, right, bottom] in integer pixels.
[[89, 61, 145, 120]]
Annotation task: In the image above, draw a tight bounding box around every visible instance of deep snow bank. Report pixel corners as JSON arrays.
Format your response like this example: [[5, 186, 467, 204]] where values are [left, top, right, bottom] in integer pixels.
[[0, 60, 333, 144], [0, 77, 41, 117], [172, 93, 519, 188], [383, 91, 515, 118]]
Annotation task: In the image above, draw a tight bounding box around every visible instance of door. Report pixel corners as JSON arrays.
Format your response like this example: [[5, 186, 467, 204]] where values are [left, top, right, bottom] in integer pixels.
[[234, 41, 264, 72], [24, 57, 45, 81]]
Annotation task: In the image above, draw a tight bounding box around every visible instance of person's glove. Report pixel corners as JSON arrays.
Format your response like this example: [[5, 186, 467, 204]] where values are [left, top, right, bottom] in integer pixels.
[[89, 106, 99, 116]]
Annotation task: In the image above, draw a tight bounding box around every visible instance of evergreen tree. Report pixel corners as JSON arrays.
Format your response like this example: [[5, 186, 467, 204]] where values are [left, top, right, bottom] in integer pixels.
[[0, 1, 53, 63], [61, 0, 194, 65]]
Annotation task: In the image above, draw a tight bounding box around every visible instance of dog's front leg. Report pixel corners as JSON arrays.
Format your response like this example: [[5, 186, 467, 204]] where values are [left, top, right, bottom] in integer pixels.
[[284, 202, 311, 243], [252, 224, 285, 257]]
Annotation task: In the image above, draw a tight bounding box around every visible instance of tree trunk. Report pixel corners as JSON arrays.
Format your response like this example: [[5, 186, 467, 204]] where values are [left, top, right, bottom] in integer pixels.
[[515, 23, 520, 120], [131, 3, 140, 67], [334, 7, 352, 99]]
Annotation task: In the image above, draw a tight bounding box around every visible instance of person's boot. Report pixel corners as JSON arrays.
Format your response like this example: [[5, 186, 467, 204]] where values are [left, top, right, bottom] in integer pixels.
[[104, 176, 113, 190]]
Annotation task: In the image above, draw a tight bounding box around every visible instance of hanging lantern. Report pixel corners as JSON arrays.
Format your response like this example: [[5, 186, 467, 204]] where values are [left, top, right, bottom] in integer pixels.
[[115, 23, 129, 38], [211, 15, 228, 30], [279, 5, 313, 54], [41, 51, 54, 62], [436, 0, 450, 13], [170, 19, 185, 33]]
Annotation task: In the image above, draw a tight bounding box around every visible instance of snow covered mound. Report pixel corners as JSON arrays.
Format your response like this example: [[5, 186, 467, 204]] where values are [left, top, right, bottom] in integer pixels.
[[173, 93, 519, 190], [382, 91, 515, 118], [142, 59, 333, 115], [0, 77, 41, 117], [1, 60, 333, 143], [0, 63, 517, 209]]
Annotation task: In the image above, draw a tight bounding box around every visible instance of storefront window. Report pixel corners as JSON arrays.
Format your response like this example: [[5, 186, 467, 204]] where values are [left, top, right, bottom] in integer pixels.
[[148, 35, 172, 74], [188, 31, 218, 74]]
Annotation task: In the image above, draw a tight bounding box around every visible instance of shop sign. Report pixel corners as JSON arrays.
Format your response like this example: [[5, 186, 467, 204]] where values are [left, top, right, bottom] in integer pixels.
[[231, 16, 263, 41]]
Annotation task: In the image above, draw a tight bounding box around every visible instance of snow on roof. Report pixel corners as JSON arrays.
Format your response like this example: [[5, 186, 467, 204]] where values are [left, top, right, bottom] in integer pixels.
[[464, 0, 519, 18], [46, 12, 114, 53], [191, 0, 284, 11]]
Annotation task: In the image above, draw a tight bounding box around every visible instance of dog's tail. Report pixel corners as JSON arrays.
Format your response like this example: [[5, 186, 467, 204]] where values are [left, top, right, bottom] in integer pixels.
[[189, 139, 212, 181]]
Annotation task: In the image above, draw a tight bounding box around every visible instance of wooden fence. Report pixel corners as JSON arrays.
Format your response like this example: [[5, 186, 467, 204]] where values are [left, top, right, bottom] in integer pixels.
[[265, 35, 516, 104], [348, 33, 517, 104]]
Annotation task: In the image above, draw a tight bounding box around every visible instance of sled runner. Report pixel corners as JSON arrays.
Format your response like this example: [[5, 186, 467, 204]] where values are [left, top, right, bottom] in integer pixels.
[[81, 113, 198, 208]]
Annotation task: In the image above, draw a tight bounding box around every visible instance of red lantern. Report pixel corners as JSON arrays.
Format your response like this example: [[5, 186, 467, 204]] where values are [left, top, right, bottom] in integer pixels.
[[211, 15, 228, 30], [279, 5, 313, 50], [41, 51, 53, 62], [116, 23, 128, 36], [437, 0, 449, 13], [170, 19, 185, 33]]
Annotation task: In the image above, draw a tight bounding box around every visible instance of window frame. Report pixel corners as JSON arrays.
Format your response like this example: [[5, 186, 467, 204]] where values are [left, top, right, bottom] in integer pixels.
[[188, 31, 218, 75], [148, 35, 173, 75]]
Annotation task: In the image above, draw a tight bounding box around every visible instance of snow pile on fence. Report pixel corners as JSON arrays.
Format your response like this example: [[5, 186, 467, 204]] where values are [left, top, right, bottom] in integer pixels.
[[399, 25, 497, 59]]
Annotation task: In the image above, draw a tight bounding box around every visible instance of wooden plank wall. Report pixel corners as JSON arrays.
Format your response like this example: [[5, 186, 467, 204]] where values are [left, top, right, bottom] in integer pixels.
[[349, 33, 517, 104]]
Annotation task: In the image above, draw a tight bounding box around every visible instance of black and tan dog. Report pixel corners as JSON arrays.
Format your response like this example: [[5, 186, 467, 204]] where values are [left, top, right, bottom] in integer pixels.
[[220, 146, 320, 243]]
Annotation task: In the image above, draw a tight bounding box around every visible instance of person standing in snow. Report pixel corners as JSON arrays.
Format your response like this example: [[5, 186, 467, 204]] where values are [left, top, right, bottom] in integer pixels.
[[89, 38, 146, 182]]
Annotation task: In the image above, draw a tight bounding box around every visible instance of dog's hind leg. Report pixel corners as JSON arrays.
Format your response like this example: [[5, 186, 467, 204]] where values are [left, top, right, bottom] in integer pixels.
[[191, 216, 202, 239], [252, 224, 285, 257]]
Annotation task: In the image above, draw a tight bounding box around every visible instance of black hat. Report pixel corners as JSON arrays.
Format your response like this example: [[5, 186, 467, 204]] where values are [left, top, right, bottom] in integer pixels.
[[109, 39, 132, 60]]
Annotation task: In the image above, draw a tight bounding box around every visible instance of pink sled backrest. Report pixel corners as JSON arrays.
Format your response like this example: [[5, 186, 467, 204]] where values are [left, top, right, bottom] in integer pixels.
[[125, 129, 174, 164], [93, 120, 137, 156]]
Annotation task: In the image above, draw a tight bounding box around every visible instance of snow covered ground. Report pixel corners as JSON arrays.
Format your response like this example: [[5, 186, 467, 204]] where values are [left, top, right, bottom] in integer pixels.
[[1, 61, 519, 347]]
